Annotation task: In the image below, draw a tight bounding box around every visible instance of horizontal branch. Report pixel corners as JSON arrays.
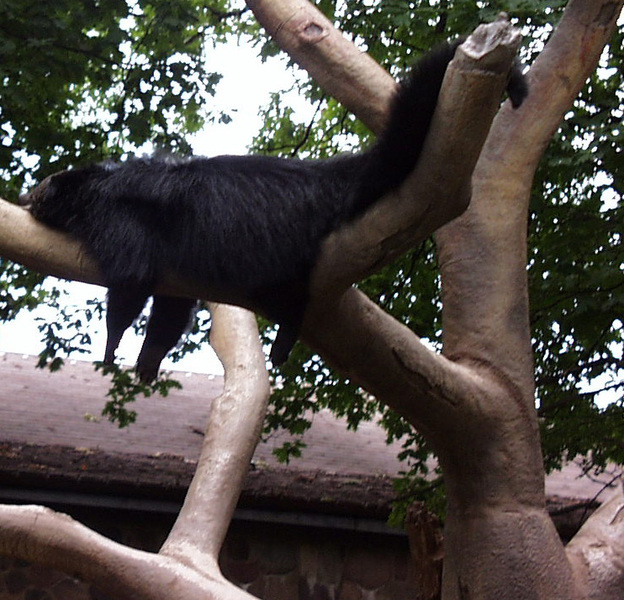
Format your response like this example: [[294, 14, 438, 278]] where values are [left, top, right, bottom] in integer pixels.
[[0, 198, 488, 430], [0, 200, 100, 284]]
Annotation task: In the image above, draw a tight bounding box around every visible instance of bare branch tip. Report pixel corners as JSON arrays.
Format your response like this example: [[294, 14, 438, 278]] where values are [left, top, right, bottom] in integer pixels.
[[462, 15, 523, 62]]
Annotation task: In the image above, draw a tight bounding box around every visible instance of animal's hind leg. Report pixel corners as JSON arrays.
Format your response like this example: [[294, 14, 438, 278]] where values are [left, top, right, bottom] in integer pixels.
[[104, 285, 151, 365], [261, 282, 309, 366], [136, 295, 197, 383], [270, 317, 304, 365]]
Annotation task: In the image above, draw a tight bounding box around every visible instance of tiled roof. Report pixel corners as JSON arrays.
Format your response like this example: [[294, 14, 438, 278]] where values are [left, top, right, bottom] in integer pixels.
[[0, 352, 619, 513], [0, 352, 404, 476]]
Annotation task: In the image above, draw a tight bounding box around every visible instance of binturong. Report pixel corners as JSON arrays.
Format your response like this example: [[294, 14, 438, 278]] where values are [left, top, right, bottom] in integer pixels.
[[20, 39, 528, 383]]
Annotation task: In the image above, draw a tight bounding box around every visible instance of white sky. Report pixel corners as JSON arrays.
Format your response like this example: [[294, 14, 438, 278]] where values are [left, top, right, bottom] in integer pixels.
[[0, 42, 305, 375]]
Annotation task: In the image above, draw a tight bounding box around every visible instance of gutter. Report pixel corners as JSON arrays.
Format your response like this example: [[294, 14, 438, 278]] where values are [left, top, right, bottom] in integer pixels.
[[0, 485, 406, 537]]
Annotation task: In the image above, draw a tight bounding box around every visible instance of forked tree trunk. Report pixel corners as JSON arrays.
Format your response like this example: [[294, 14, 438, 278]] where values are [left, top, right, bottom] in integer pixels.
[[433, 3, 623, 597]]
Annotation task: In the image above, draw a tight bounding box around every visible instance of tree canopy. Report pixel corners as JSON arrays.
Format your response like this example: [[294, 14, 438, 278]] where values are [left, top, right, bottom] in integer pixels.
[[1, 0, 622, 506]]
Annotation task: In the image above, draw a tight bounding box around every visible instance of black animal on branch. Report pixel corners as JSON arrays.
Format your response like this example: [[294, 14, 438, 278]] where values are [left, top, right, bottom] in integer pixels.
[[21, 41, 527, 382]]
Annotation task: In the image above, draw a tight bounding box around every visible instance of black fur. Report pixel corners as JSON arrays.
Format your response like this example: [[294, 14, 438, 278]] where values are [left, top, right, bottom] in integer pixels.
[[22, 41, 527, 381]]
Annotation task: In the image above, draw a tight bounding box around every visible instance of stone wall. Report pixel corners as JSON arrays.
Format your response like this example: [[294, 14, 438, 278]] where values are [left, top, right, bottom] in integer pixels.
[[0, 557, 106, 600], [0, 507, 421, 600], [221, 520, 419, 600]]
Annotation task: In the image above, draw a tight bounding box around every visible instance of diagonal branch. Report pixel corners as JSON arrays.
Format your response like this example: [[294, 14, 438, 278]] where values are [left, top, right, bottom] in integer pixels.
[[310, 24, 522, 298], [300, 288, 489, 433], [245, 0, 396, 133], [245, 0, 528, 420]]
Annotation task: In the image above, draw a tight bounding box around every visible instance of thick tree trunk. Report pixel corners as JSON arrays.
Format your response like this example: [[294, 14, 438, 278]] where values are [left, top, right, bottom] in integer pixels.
[[434, 2, 623, 597]]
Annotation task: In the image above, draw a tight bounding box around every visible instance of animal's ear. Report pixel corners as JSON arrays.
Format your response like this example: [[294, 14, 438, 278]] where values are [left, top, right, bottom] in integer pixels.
[[20, 167, 95, 207], [18, 172, 55, 207]]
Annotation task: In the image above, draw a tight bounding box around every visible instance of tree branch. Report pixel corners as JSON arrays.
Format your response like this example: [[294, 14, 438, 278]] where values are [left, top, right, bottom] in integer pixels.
[[160, 304, 270, 574], [310, 24, 521, 297], [245, 0, 396, 133], [566, 485, 624, 600], [300, 288, 491, 437], [243, 0, 528, 422], [0, 200, 100, 284]]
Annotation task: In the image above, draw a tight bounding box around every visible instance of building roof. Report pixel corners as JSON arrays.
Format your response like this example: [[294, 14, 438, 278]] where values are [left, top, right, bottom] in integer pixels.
[[0, 352, 619, 527], [1, 351, 407, 471]]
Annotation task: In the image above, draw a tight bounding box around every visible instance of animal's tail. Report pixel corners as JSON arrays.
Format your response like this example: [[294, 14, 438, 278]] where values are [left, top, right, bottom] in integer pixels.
[[356, 39, 527, 205], [354, 41, 462, 206]]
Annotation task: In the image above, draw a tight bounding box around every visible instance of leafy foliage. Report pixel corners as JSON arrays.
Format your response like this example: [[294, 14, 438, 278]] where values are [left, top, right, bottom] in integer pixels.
[[0, 0, 228, 185], [34, 294, 213, 428], [35, 294, 103, 370], [96, 362, 183, 427], [0, 261, 49, 321], [530, 25, 624, 471]]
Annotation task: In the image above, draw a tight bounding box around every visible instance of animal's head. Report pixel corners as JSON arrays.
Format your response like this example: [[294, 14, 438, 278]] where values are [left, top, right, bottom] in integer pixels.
[[19, 165, 106, 231]]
